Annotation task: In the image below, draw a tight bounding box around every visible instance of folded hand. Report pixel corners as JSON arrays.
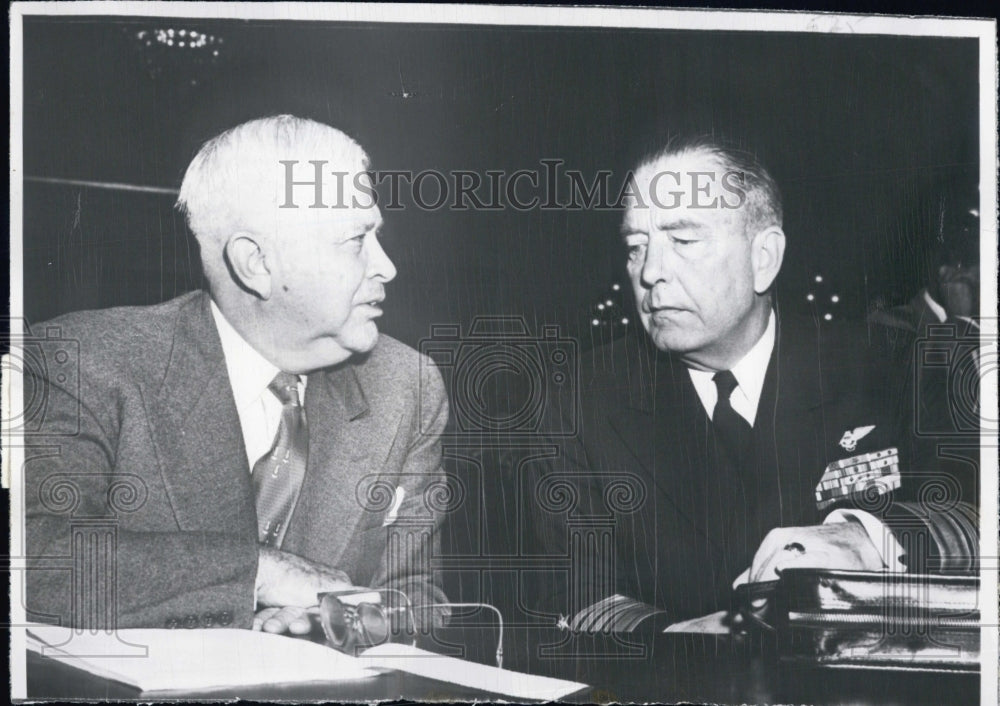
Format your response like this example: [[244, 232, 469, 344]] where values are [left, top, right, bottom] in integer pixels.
[[253, 605, 316, 634], [255, 547, 354, 610], [739, 522, 884, 589]]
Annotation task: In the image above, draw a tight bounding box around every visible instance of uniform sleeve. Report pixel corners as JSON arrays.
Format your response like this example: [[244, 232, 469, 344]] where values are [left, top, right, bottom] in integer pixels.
[[880, 501, 979, 574], [856, 317, 980, 575]]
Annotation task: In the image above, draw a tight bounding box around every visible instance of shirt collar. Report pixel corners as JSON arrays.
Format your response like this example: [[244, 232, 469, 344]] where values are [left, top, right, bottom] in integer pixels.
[[922, 289, 948, 323], [728, 308, 776, 410], [686, 309, 776, 423], [210, 300, 282, 413]]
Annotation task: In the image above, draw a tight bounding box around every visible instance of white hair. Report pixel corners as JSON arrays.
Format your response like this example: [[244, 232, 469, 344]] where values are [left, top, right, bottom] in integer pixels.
[[176, 114, 369, 282]]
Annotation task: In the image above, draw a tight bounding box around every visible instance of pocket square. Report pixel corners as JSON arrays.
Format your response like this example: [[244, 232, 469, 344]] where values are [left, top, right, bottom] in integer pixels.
[[382, 486, 406, 527]]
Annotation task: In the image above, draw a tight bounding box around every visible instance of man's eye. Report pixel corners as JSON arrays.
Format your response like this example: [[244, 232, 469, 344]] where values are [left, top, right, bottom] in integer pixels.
[[673, 237, 696, 246], [627, 243, 646, 262]]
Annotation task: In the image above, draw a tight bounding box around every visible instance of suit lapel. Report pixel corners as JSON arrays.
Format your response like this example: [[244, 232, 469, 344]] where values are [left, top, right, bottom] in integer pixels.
[[764, 313, 833, 525], [140, 292, 257, 534], [605, 315, 831, 538], [282, 360, 387, 569], [605, 348, 715, 540], [602, 336, 665, 489]]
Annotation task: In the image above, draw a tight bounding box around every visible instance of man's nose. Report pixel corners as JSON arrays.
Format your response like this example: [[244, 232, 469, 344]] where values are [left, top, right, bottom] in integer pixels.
[[640, 235, 674, 289], [367, 234, 397, 283]]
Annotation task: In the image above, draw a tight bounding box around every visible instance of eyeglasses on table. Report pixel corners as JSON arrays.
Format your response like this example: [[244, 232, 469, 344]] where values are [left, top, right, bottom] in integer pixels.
[[316, 588, 504, 669]]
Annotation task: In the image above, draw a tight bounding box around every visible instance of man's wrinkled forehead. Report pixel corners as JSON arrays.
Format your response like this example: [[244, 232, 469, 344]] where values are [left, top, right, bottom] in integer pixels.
[[276, 197, 383, 232], [620, 151, 753, 239]]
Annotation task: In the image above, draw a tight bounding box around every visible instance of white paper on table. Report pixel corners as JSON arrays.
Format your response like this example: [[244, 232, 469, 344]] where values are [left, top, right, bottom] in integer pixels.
[[662, 609, 732, 634], [25, 624, 375, 692], [360, 642, 588, 700]]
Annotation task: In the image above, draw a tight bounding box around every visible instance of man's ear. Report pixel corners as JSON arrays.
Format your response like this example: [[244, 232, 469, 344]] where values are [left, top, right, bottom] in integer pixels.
[[750, 226, 786, 295], [225, 233, 272, 299]]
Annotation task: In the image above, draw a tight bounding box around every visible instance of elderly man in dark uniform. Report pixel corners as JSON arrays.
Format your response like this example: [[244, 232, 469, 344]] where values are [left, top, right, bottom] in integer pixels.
[[535, 136, 978, 629]]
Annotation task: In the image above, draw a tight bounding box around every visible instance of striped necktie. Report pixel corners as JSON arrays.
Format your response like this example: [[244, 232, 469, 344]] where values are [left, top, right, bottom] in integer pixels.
[[252, 372, 308, 547]]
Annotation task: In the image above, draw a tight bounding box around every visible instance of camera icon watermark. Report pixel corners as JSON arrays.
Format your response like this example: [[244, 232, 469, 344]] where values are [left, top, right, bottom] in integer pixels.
[[2, 321, 81, 436], [419, 317, 578, 437], [913, 318, 996, 437]]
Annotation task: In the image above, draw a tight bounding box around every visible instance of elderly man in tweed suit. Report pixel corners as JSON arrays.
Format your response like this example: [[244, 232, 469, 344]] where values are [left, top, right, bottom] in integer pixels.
[[25, 115, 449, 634]]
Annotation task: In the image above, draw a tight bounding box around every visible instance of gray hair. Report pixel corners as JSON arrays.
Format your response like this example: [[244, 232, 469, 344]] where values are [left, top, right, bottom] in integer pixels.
[[637, 134, 783, 234], [177, 115, 369, 281]]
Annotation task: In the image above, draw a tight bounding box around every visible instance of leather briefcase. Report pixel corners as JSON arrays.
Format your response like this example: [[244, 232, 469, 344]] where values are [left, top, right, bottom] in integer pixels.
[[736, 568, 980, 672]]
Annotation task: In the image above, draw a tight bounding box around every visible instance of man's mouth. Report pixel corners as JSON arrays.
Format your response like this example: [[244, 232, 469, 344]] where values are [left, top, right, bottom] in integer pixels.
[[359, 296, 385, 312], [645, 301, 687, 314], [648, 306, 689, 323]]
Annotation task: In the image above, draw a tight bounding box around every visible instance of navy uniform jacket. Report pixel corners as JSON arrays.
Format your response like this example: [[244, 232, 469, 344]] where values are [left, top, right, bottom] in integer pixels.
[[531, 312, 978, 622]]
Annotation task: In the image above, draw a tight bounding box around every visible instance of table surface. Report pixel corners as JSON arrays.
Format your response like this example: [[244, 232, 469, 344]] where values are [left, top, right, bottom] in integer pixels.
[[25, 625, 980, 703]]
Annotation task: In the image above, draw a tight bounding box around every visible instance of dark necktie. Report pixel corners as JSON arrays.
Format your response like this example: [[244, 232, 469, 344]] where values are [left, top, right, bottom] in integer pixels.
[[711, 370, 757, 604], [252, 372, 309, 548], [711, 370, 752, 461]]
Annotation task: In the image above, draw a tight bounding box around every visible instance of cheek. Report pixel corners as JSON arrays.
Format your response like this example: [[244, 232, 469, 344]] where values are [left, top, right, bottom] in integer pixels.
[[290, 270, 352, 321], [703, 274, 742, 317], [731, 255, 758, 297], [709, 271, 755, 329], [697, 250, 751, 308], [627, 262, 644, 295]]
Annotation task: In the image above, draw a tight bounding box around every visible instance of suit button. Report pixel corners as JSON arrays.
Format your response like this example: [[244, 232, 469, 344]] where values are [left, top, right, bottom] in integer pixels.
[[164, 617, 179, 629], [201, 612, 216, 627], [183, 614, 200, 629], [218, 611, 233, 626]]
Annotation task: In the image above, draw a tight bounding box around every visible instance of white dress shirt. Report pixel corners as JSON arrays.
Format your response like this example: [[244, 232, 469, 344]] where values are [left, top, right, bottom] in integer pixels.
[[923, 289, 981, 371], [923, 289, 948, 324], [210, 302, 306, 470], [924, 287, 981, 330], [687, 310, 776, 425]]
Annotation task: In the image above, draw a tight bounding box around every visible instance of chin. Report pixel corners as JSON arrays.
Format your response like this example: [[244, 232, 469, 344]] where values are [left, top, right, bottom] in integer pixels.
[[341, 324, 381, 356], [649, 325, 701, 354]]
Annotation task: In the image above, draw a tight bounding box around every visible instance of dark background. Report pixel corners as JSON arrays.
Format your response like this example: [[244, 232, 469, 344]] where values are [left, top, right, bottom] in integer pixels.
[[22, 17, 979, 349]]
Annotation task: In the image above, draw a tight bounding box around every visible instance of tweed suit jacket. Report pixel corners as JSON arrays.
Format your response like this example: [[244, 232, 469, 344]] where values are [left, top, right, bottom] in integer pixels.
[[24, 291, 449, 630]]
